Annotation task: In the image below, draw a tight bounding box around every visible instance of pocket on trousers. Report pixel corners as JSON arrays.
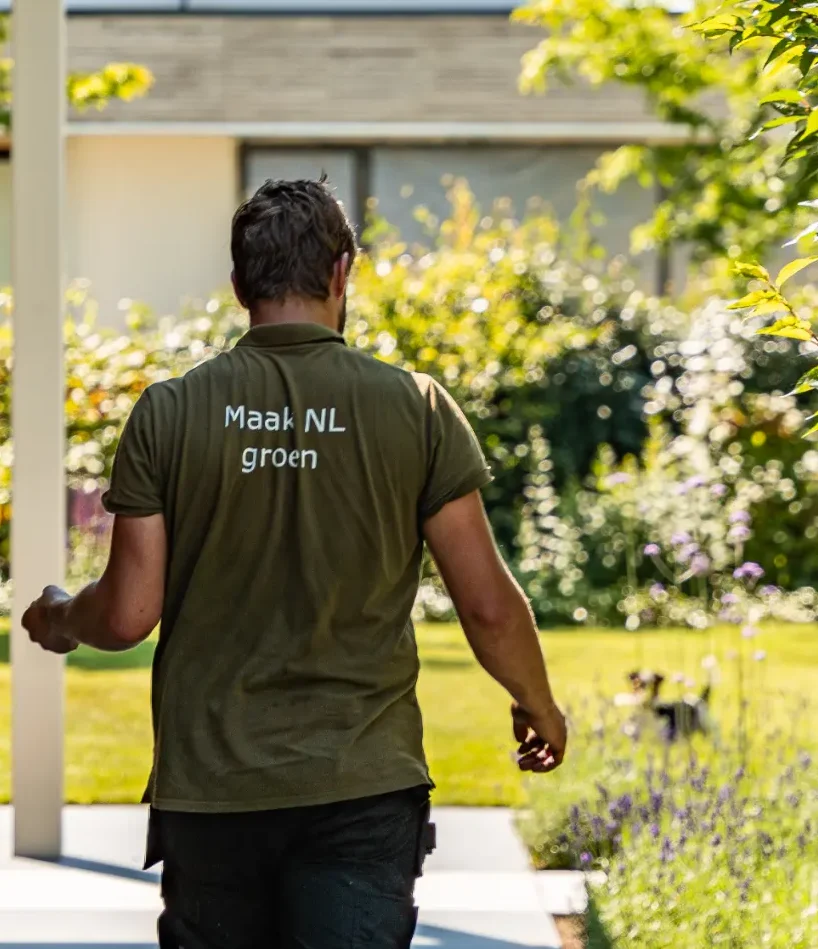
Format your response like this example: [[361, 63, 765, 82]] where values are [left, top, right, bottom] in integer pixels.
[[414, 798, 436, 878]]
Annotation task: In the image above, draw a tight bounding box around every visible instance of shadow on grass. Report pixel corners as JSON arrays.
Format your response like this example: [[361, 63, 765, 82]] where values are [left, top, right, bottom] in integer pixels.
[[586, 896, 614, 949], [0, 629, 156, 671]]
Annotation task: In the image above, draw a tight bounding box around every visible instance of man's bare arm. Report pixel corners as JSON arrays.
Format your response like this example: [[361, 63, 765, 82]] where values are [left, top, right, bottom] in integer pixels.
[[23, 514, 166, 653], [423, 491, 566, 770]]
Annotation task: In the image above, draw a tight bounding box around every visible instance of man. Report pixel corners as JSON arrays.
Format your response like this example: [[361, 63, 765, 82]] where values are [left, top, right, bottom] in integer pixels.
[[23, 177, 566, 949]]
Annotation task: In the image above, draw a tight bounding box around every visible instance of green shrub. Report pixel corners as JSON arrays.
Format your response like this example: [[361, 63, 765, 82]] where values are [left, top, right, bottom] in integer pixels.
[[1, 186, 818, 620]]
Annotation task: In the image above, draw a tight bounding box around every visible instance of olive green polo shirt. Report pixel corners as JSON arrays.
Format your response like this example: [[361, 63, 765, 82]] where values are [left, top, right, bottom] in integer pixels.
[[103, 322, 492, 812]]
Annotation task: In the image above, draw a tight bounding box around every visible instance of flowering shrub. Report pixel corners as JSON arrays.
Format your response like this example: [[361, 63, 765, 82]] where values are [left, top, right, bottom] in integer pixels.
[[2, 188, 818, 621], [589, 755, 818, 947], [519, 685, 818, 947]]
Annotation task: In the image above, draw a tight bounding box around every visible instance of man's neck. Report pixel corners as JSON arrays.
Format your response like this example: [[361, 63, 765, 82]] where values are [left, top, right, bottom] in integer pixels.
[[249, 298, 337, 330]]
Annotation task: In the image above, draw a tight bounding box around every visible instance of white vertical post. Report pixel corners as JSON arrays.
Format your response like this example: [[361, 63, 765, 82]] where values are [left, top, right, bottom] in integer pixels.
[[11, 0, 66, 860]]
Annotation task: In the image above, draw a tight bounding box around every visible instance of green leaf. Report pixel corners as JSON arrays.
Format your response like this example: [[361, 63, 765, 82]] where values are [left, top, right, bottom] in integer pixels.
[[727, 289, 776, 310], [803, 108, 818, 141], [695, 13, 740, 33], [732, 261, 771, 282], [752, 299, 789, 317], [756, 317, 813, 341], [752, 115, 804, 139], [765, 36, 795, 69], [776, 255, 818, 287], [760, 89, 807, 106], [790, 365, 818, 395]]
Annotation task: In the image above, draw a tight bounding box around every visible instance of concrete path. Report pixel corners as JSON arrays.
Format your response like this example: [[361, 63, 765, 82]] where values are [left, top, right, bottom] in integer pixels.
[[0, 806, 583, 948]]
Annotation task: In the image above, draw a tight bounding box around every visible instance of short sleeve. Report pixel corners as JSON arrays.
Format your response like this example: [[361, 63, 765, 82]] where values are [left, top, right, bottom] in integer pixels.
[[102, 390, 165, 517], [419, 378, 493, 521]]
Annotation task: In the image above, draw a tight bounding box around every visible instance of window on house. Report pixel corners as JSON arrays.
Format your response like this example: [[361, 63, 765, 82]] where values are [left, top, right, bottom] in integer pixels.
[[245, 143, 659, 287], [244, 149, 359, 226]]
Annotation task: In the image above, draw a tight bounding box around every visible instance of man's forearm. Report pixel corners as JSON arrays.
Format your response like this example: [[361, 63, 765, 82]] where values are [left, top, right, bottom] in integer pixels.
[[460, 587, 557, 718], [51, 581, 138, 652]]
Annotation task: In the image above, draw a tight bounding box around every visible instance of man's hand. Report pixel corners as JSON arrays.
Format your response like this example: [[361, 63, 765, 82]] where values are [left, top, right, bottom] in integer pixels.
[[512, 701, 567, 774], [22, 586, 78, 655]]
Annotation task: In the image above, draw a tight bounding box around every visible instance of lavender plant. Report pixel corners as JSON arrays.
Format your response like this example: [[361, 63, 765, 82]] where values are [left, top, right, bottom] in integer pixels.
[[583, 744, 818, 947], [519, 687, 818, 947]]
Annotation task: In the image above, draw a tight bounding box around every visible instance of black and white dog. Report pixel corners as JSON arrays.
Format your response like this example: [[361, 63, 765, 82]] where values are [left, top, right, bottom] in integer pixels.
[[621, 670, 714, 741]]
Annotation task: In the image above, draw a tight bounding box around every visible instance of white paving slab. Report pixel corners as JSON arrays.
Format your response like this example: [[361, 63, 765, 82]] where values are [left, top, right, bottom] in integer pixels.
[[425, 808, 532, 873], [0, 805, 575, 948]]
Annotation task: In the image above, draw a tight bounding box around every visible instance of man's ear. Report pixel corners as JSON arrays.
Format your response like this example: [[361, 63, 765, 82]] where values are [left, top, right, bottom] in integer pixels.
[[331, 253, 351, 300], [231, 271, 246, 309]]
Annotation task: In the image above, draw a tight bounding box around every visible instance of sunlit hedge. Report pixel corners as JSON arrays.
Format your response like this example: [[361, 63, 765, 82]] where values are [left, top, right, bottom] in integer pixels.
[[0, 185, 816, 621]]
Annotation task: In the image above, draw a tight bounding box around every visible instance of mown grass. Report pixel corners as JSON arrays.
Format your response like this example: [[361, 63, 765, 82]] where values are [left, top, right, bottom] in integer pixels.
[[0, 620, 815, 805]]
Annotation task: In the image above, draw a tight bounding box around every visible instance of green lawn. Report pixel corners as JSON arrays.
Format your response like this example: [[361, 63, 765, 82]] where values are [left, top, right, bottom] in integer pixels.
[[1, 621, 815, 805]]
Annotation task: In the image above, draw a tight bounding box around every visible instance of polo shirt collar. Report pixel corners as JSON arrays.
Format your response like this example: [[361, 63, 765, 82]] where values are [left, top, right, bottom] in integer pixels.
[[237, 322, 345, 349]]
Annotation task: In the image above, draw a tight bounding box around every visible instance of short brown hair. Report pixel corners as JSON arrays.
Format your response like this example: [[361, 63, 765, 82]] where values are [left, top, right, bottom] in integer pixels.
[[231, 176, 357, 308]]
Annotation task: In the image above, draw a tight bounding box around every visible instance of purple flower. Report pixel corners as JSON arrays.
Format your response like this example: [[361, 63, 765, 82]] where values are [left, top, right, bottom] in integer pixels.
[[753, 649, 767, 662], [650, 823, 660, 839], [677, 542, 699, 564], [712, 833, 722, 846], [734, 562, 765, 581], [741, 626, 758, 640], [684, 475, 706, 490], [607, 473, 631, 487], [644, 543, 661, 557], [728, 524, 751, 543], [711, 483, 727, 498], [660, 836, 675, 863], [671, 531, 692, 546], [649, 583, 666, 600], [729, 510, 751, 524], [760, 585, 779, 597], [721, 592, 739, 605], [580, 852, 592, 866], [690, 553, 711, 576], [617, 793, 633, 816], [799, 753, 812, 770]]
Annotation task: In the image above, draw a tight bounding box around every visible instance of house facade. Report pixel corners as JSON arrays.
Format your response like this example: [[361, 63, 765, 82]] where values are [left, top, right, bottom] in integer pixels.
[[0, 1, 681, 324]]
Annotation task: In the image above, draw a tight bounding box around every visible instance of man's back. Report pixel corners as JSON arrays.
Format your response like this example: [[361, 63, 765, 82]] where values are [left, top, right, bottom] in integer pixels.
[[105, 321, 490, 810], [24, 177, 564, 949]]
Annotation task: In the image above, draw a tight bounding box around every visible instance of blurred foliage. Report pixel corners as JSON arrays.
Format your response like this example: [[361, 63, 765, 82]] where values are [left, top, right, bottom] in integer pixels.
[[3, 186, 818, 623], [514, 0, 818, 279], [0, 14, 153, 128], [694, 2, 818, 422], [520, 684, 818, 946]]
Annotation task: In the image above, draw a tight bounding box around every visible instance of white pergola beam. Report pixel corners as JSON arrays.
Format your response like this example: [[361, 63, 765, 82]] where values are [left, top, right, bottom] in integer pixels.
[[11, 0, 66, 860]]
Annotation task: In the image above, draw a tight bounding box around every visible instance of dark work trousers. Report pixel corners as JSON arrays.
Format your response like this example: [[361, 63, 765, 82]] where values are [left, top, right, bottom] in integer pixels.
[[155, 786, 435, 949]]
